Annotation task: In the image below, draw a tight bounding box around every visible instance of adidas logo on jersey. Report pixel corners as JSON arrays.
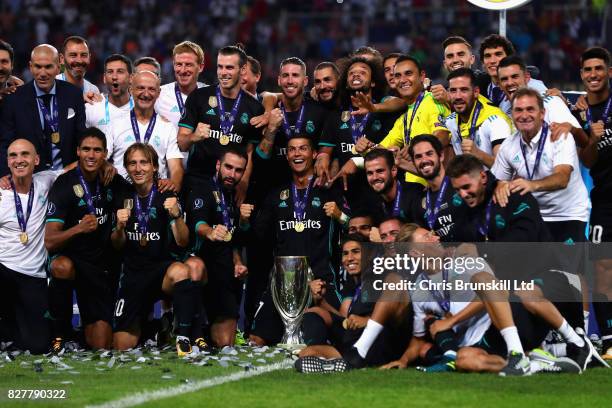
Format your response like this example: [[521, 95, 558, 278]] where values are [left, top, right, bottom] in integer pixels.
[[206, 109, 216, 115], [171, 106, 180, 113], [340, 123, 349, 130]]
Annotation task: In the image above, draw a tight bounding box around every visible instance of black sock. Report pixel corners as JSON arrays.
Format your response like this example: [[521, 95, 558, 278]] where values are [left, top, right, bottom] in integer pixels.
[[48, 278, 73, 339], [173, 280, 194, 337], [434, 329, 458, 355], [191, 281, 204, 340], [301, 312, 327, 345], [593, 293, 612, 346]]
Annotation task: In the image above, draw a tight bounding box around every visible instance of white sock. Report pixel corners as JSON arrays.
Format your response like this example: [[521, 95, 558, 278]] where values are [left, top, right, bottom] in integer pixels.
[[500, 326, 524, 355], [353, 319, 383, 358], [583, 311, 590, 334], [557, 319, 585, 347]]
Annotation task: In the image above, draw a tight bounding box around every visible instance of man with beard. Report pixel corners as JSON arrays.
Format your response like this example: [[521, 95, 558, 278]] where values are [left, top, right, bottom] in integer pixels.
[[363, 148, 422, 224], [247, 137, 350, 346], [45, 129, 126, 352], [107, 71, 183, 190], [357, 55, 450, 186], [383, 53, 400, 96], [57, 36, 100, 96], [156, 41, 207, 127], [444, 68, 512, 167], [408, 134, 468, 241], [574, 47, 612, 361], [85, 54, 134, 138], [0, 40, 24, 104], [242, 56, 262, 100], [187, 148, 248, 347], [497, 56, 587, 146], [312, 62, 340, 108], [178, 45, 263, 202], [317, 56, 400, 208]]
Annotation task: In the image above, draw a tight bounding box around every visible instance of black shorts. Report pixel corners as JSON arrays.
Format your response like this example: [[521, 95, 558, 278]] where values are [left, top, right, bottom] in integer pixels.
[[112, 261, 173, 333], [69, 257, 113, 326], [202, 253, 243, 322], [0, 263, 50, 354], [545, 220, 587, 275], [250, 285, 342, 345], [589, 203, 612, 260]]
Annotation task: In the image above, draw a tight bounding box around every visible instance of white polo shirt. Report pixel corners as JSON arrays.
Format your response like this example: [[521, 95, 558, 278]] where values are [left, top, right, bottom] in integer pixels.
[[502, 93, 580, 130], [0, 171, 62, 278], [491, 126, 589, 222], [155, 81, 207, 126], [85, 95, 133, 140], [56, 73, 100, 95], [108, 113, 183, 180]]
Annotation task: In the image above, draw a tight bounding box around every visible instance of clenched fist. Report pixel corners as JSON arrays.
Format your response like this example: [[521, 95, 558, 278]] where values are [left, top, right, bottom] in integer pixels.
[[163, 197, 181, 218]]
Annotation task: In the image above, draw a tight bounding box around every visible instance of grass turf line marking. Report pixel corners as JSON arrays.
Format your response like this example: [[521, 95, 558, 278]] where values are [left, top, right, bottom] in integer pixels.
[[86, 360, 293, 408]]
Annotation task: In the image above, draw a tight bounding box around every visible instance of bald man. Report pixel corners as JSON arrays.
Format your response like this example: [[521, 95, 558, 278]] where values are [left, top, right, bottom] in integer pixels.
[[0, 44, 85, 177], [0, 139, 63, 353], [107, 70, 184, 190]]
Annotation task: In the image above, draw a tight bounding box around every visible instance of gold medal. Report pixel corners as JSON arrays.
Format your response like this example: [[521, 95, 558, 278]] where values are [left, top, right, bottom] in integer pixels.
[[351, 145, 357, 155], [341, 110, 350, 123], [123, 199, 134, 210], [212, 191, 221, 204], [342, 318, 349, 330], [421, 197, 427, 209], [294, 222, 305, 232], [224, 231, 232, 242], [51, 132, 60, 144], [219, 134, 230, 145], [209, 96, 218, 108], [73, 184, 84, 198], [139, 235, 148, 246], [19, 232, 28, 245], [279, 189, 289, 200]]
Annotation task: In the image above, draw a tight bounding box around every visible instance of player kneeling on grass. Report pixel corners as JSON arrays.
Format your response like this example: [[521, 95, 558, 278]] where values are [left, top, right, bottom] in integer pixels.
[[111, 143, 197, 356], [295, 234, 410, 373]]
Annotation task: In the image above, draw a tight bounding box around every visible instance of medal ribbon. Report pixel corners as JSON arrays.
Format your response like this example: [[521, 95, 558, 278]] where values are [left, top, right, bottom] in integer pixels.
[[9, 177, 34, 235], [134, 185, 157, 239], [280, 101, 305, 139], [292, 177, 314, 222], [216, 86, 243, 135], [403, 92, 425, 145], [383, 181, 402, 217], [348, 283, 362, 315], [487, 83, 506, 106], [130, 109, 157, 144], [37, 95, 59, 133], [213, 176, 235, 231], [349, 106, 370, 144], [477, 198, 494, 241], [456, 100, 482, 144], [76, 166, 101, 215], [520, 122, 548, 180], [585, 94, 612, 125], [425, 177, 449, 230], [419, 269, 450, 313], [174, 83, 186, 116]]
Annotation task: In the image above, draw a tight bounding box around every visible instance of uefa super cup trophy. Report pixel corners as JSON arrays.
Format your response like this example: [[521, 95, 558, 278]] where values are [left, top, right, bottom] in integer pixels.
[[271, 256, 312, 348]]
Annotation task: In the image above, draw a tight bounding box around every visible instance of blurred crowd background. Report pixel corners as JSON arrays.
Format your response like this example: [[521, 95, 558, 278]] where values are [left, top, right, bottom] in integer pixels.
[[0, 0, 610, 91]]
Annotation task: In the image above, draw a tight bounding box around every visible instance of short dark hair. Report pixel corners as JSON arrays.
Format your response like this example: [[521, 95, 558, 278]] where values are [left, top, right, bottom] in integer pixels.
[[341, 233, 369, 247], [314, 61, 340, 78], [218, 45, 247, 67], [280, 57, 306, 74], [134, 56, 161, 76], [351, 46, 383, 60], [394, 54, 423, 73], [511, 87, 544, 110], [62, 36, 89, 54], [0, 39, 15, 63], [442, 36, 472, 51], [287, 136, 315, 150], [446, 154, 484, 179], [379, 215, 403, 227], [364, 148, 395, 169], [408, 134, 443, 159], [497, 55, 526, 73], [383, 52, 401, 66], [247, 56, 261, 76], [581, 46, 611, 68], [349, 208, 374, 221], [104, 54, 133, 74], [479, 34, 515, 61], [446, 67, 477, 87], [220, 146, 248, 164], [78, 127, 107, 150]]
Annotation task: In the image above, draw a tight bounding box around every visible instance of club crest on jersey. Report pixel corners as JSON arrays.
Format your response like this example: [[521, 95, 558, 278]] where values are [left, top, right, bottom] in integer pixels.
[[495, 214, 506, 229], [306, 120, 315, 134], [311, 197, 321, 208], [78, 199, 87, 207], [73, 184, 84, 198], [280, 189, 290, 200], [341, 111, 350, 122], [206, 109, 216, 116], [452, 193, 463, 207], [193, 198, 204, 210], [372, 120, 382, 131], [208, 96, 218, 108], [240, 112, 249, 124]]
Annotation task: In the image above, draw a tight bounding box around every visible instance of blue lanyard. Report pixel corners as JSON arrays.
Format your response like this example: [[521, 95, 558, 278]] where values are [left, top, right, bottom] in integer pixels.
[[280, 102, 305, 139], [130, 109, 157, 144], [216, 86, 243, 135], [586, 94, 612, 125], [425, 177, 449, 230], [76, 166, 100, 215], [213, 176, 235, 230], [349, 106, 370, 143], [456, 101, 482, 144], [477, 198, 494, 241], [520, 122, 548, 180], [292, 177, 314, 221], [36, 95, 58, 132], [9, 177, 34, 234], [419, 269, 450, 313], [134, 185, 157, 237], [403, 92, 424, 145]]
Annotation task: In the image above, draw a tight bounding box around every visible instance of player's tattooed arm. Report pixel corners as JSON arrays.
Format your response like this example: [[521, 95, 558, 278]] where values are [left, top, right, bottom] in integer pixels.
[[258, 108, 283, 157]]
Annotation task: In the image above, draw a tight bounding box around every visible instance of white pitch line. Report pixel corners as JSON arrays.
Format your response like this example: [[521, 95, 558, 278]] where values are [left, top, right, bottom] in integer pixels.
[[86, 359, 293, 408]]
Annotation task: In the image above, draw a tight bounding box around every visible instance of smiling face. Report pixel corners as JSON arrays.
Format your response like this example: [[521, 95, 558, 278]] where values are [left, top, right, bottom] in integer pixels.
[[77, 136, 107, 174], [498, 64, 528, 100], [450, 170, 487, 208], [365, 157, 396, 194], [347, 62, 373, 94], [131, 72, 160, 111], [104, 60, 130, 99], [126, 148, 156, 187], [174, 52, 204, 89], [379, 219, 402, 243], [30, 46, 60, 93], [581, 57, 612, 94], [314, 67, 338, 102], [448, 75, 478, 117], [482, 46, 507, 78], [60, 40, 90, 81], [512, 94, 545, 138], [412, 141, 442, 181], [7, 139, 39, 179], [443, 43, 475, 72], [217, 53, 243, 92], [216, 152, 247, 191], [0, 49, 13, 85], [287, 138, 315, 174], [241, 60, 261, 94], [394, 59, 425, 101], [342, 240, 362, 277], [278, 63, 307, 100]]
